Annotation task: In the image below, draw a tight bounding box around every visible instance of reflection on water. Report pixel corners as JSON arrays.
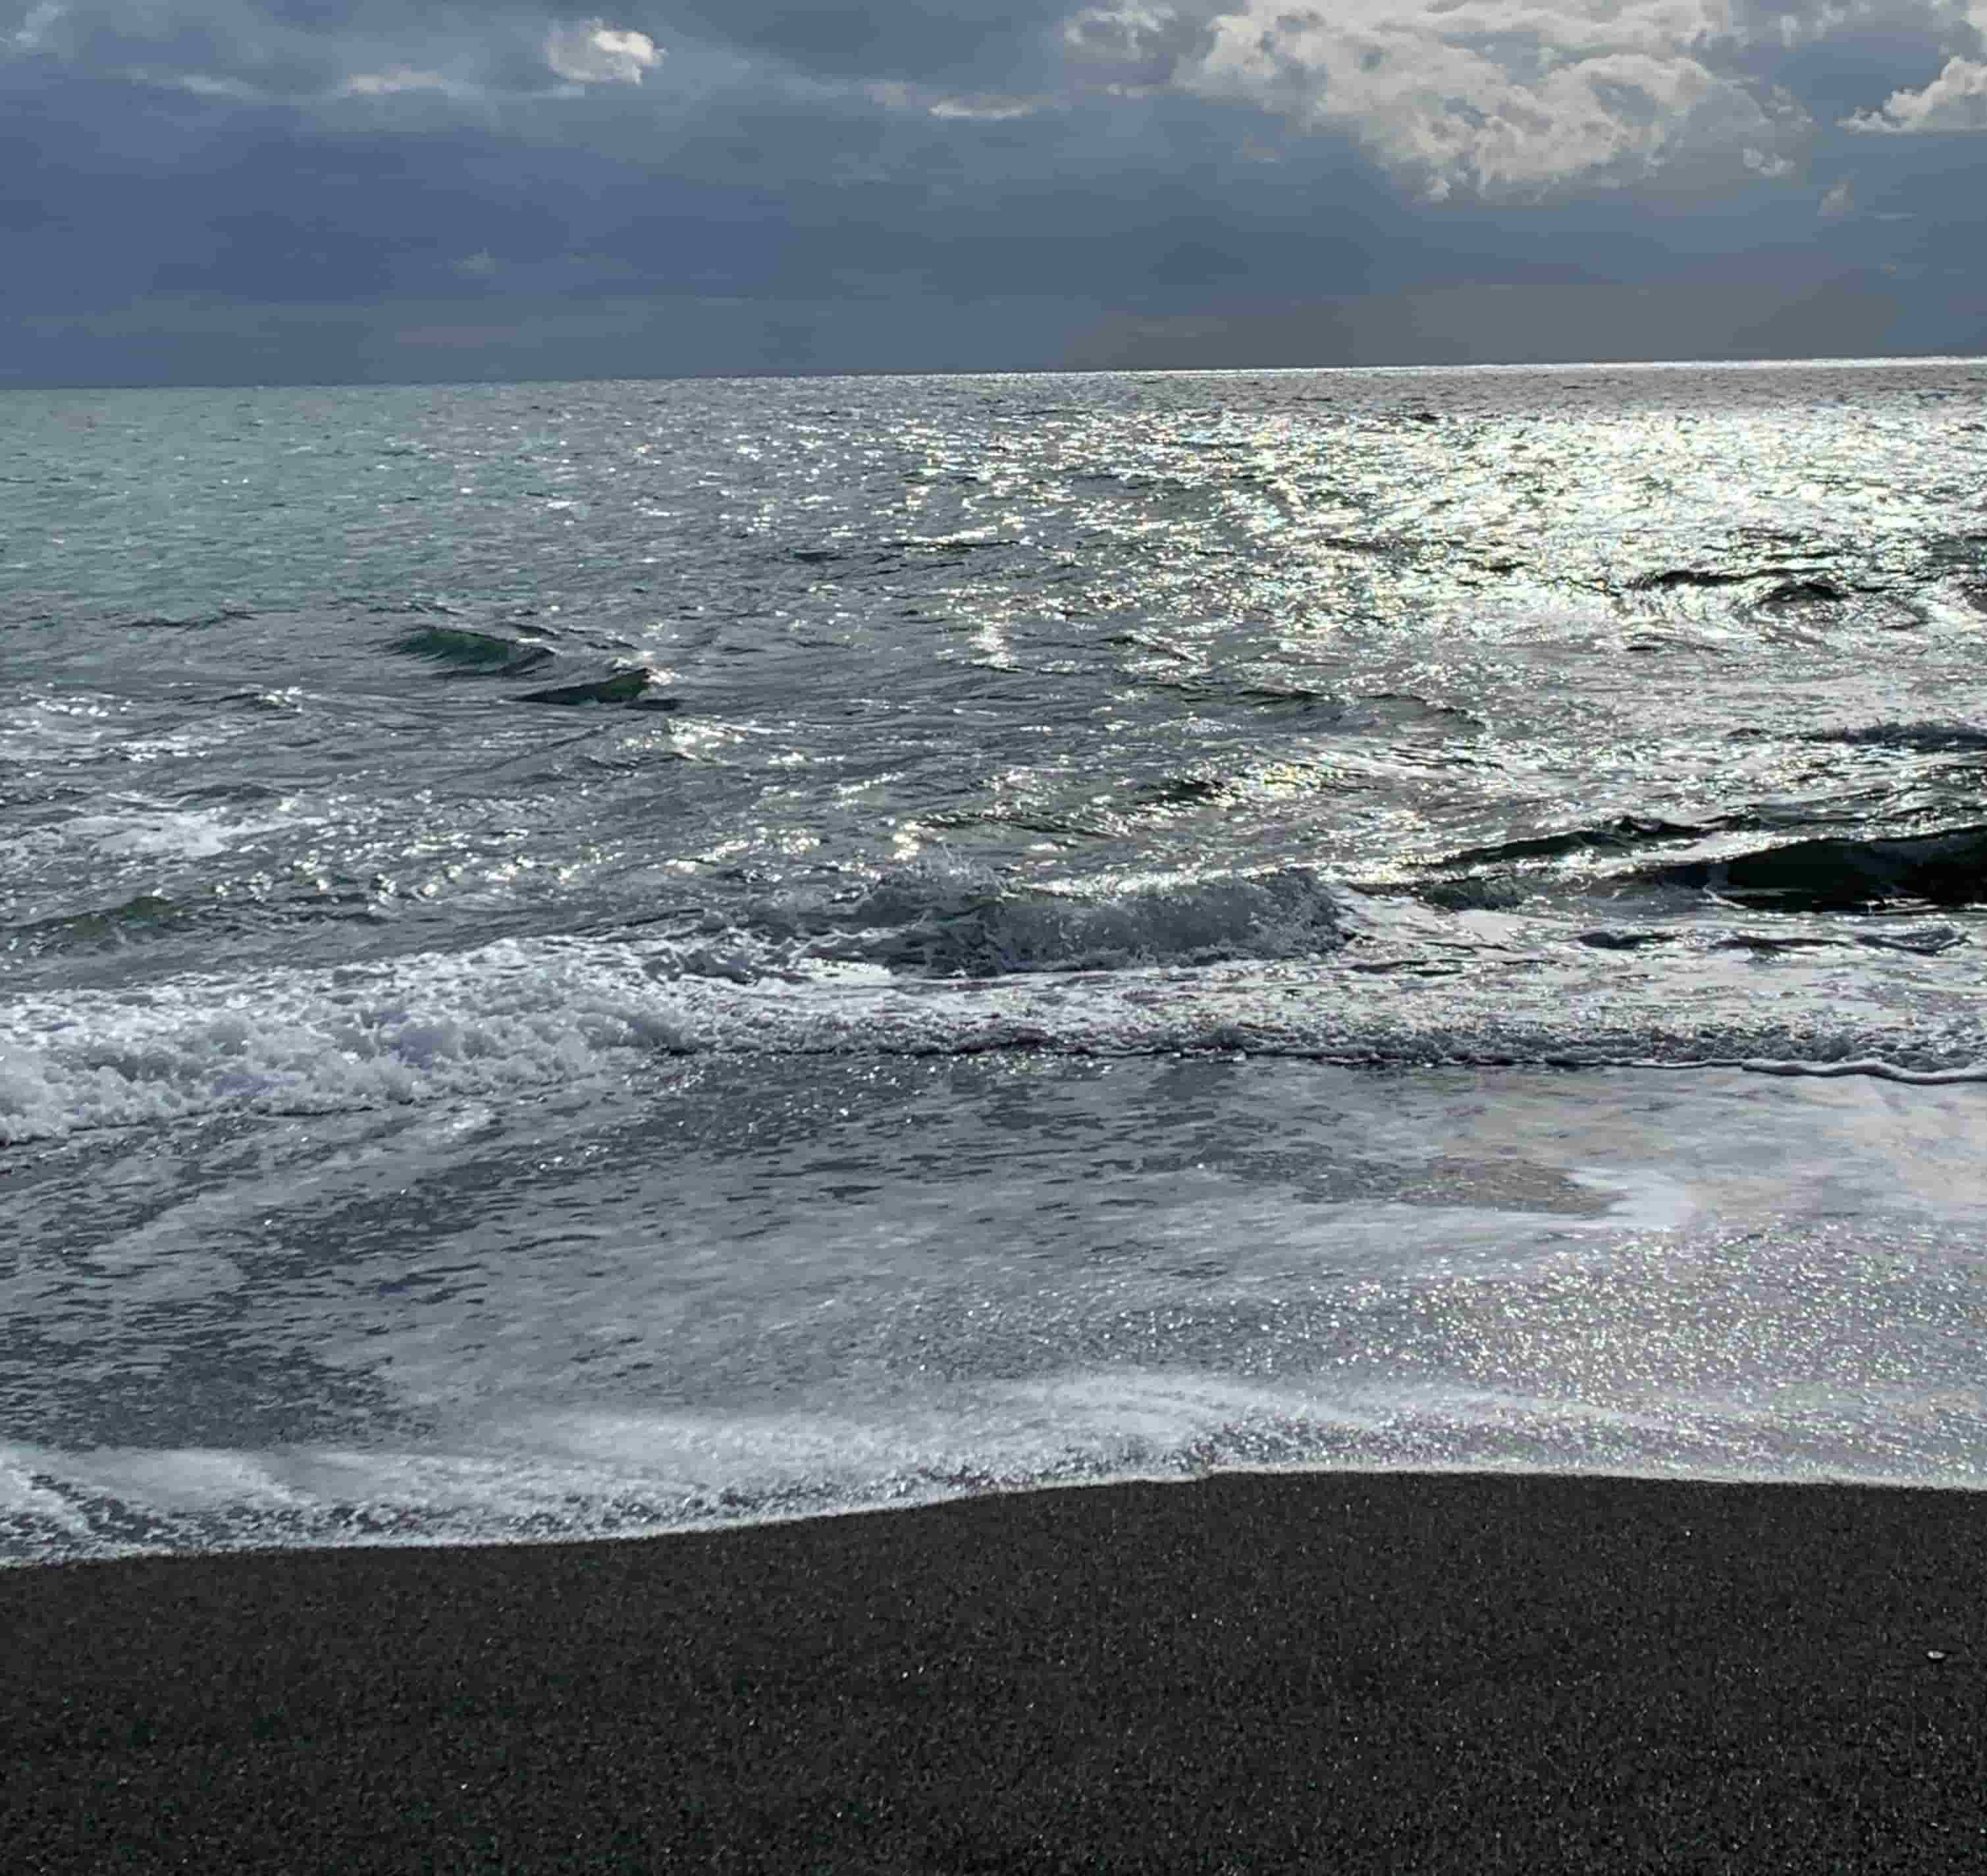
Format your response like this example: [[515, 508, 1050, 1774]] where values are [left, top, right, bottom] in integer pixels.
[[7, 1056, 1986, 1559], [8, 361, 1987, 1559]]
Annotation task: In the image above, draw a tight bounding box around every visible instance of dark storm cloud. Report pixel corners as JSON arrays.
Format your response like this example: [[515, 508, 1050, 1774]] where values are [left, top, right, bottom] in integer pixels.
[[641, 0, 1074, 83], [6, 0, 1209, 94], [5, 1, 1987, 384]]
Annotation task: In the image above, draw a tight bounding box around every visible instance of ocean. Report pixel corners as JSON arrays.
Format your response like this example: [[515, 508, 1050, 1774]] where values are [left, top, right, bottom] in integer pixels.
[[5, 357, 1986, 1564]]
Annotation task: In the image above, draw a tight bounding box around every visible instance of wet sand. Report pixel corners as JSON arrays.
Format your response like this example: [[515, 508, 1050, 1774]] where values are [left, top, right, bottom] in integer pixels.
[[6, 1471, 1986, 1871]]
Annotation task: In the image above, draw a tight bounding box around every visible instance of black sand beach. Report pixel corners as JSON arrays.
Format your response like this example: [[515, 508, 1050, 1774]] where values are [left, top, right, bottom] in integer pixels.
[[6, 1472, 1985, 1872]]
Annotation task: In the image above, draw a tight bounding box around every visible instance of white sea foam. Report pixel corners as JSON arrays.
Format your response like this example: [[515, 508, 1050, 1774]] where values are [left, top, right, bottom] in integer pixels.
[[0, 939, 691, 1141], [5, 907, 1986, 1141], [10, 1050, 1987, 1565], [0, 693, 128, 761], [0, 1453, 93, 1539], [66, 807, 284, 860], [9, 1362, 1986, 1563]]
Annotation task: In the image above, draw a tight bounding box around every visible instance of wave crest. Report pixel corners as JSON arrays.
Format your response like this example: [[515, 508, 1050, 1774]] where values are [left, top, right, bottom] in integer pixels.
[[747, 862, 1352, 977], [1643, 825, 1987, 911]]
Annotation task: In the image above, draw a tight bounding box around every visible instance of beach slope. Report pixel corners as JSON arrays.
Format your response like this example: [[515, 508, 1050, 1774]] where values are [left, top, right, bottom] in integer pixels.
[[6, 1472, 1985, 1871]]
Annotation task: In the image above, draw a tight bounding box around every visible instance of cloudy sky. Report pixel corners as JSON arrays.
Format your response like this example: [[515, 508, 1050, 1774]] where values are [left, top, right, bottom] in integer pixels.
[[5, 0, 1986, 383]]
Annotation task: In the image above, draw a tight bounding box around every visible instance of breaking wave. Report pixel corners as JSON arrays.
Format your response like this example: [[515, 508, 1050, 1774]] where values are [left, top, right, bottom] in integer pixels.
[[6, 909, 1985, 1142], [388, 623, 558, 676], [0, 942, 689, 1142], [733, 861, 1353, 978]]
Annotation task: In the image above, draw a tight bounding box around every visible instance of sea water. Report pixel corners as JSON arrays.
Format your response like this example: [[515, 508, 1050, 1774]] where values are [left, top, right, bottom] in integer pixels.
[[4, 359, 1986, 1561]]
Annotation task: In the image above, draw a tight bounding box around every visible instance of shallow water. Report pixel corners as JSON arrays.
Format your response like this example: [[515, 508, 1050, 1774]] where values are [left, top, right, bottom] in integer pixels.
[[5, 359, 1986, 1560]]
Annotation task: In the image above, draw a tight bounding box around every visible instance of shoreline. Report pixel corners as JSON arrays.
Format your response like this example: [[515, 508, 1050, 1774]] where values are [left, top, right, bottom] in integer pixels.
[[10, 1453, 1987, 1574], [7, 1468, 1986, 1870]]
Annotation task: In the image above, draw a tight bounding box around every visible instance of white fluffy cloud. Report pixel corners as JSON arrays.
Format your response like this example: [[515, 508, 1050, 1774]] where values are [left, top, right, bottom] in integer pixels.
[[1841, 54, 1987, 130], [543, 18, 660, 85], [1169, 0, 1807, 196]]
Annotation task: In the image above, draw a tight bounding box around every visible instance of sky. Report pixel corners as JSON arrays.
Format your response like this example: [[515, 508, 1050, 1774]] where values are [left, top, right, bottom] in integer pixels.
[[5, 0, 1987, 383]]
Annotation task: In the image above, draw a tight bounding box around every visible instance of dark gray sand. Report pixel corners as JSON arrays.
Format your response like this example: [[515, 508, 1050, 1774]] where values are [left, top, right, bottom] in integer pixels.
[[6, 1472, 1986, 1872]]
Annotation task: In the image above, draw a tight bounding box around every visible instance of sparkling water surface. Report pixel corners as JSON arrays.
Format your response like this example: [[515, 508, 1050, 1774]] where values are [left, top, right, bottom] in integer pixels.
[[5, 360, 1987, 1559]]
